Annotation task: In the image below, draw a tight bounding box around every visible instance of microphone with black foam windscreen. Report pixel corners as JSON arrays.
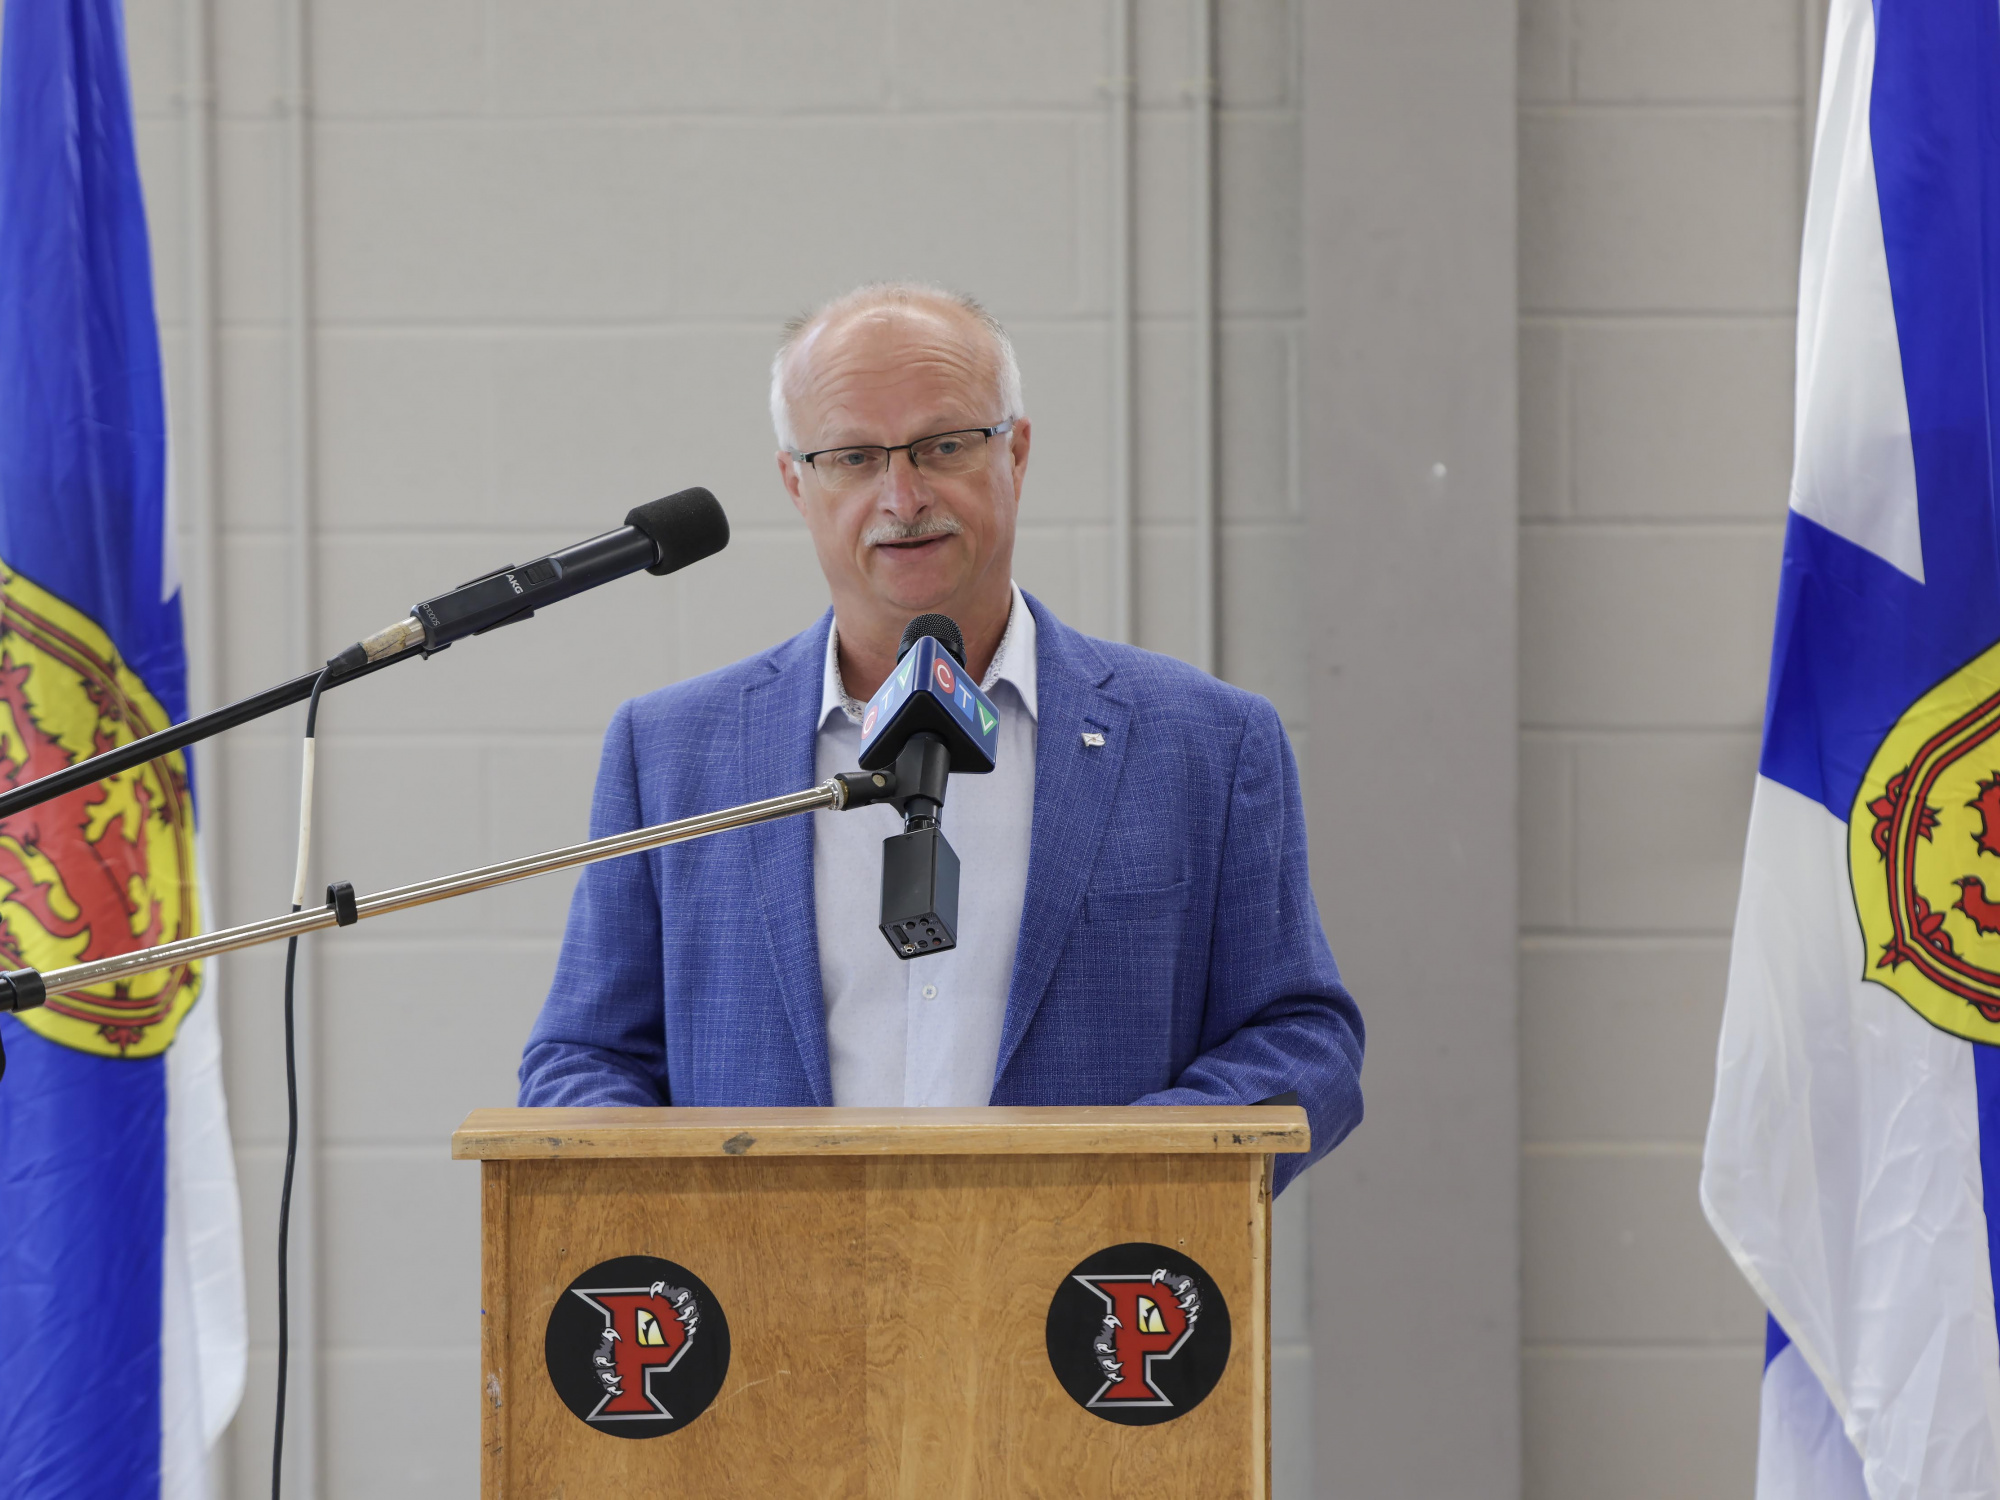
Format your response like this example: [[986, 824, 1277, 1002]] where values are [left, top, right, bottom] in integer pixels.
[[329, 485, 731, 671], [834, 613, 1001, 959]]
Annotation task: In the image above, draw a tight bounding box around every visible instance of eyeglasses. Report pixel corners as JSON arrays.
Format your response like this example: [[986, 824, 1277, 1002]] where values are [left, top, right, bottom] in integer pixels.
[[792, 420, 1016, 491]]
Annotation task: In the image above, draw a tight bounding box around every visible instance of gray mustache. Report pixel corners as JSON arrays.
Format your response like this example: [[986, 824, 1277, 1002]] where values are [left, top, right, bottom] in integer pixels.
[[862, 516, 965, 547]]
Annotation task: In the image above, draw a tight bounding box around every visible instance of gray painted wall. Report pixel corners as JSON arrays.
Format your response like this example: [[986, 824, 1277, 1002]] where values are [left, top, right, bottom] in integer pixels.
[[124, 0, 1319, 1494], [108, 0, 1807, 1494], [1305, 2, 1521, 1494], [1516, 0, 1805, 1493]]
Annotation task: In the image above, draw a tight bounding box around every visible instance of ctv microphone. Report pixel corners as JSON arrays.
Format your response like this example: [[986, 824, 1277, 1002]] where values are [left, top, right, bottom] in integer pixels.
[[329, 486, 730, 670], [857, 614, 999, 775], [835, 614, 1000, 959]]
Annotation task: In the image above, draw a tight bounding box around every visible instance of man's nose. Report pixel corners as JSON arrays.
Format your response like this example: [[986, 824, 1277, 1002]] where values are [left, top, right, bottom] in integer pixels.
[[878, 448, 931, 517]]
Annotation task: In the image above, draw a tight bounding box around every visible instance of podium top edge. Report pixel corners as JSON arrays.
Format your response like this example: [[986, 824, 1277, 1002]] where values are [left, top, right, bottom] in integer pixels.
[[449, 1105, 1311, 1160]]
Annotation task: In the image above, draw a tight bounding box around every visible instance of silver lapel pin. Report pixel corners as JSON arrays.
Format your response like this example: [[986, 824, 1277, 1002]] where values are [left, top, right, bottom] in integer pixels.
[[1081, 731, 1106, 748]]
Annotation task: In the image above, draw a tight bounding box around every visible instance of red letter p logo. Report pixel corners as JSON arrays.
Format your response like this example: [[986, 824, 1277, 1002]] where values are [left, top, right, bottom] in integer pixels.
[[1075, 1270, 1202, 1406], [573, 1283, 698, 1419]]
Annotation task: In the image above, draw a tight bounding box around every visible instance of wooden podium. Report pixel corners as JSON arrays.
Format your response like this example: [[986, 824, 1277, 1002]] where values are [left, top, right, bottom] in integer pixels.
[[452, 1105, 1308, 1497]]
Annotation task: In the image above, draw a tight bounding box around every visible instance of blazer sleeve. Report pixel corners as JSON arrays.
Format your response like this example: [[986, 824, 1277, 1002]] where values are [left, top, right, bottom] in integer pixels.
[[517, 699, 672, 1106], [1132, 695, 1365, 1193]]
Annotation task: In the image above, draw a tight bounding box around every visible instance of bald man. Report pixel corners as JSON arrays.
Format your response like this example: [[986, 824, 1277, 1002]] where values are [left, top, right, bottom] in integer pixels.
[[518, 283, 1363, 1190]]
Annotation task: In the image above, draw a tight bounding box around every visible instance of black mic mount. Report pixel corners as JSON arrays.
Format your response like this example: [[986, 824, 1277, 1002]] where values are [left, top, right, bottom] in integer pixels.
[[835, 728, 958, 958], [0, 488, 729, 827]]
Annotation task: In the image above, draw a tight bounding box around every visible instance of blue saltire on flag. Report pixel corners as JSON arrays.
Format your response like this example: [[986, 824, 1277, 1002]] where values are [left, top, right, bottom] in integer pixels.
[[1702, 0, 2000, 1494], [0, 3, 243, 1497]]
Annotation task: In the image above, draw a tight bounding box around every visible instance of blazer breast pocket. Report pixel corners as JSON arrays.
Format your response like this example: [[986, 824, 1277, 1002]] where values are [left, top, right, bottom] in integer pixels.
[[1083, 879, 1189, 924]]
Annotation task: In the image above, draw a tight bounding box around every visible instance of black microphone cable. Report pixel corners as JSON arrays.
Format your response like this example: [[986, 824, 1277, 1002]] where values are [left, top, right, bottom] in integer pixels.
[[272, 663, 331, 1500]]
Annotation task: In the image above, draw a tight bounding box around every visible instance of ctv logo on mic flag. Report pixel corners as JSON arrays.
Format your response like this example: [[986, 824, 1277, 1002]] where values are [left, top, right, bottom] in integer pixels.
[[857, 633, 1000, 774]]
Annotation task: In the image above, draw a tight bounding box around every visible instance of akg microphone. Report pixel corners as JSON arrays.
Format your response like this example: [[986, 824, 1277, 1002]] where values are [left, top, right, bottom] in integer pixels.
[[836, 614, 1001, 959], [328, 487, 730, 671]]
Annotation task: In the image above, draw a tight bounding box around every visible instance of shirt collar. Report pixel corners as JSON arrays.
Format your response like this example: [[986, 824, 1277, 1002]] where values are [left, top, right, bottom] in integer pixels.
[[820, 581, 1038, 728]]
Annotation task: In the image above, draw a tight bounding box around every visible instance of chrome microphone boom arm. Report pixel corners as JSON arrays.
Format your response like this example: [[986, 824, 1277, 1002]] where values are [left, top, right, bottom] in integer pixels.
[[0, 778, 851, 1021]]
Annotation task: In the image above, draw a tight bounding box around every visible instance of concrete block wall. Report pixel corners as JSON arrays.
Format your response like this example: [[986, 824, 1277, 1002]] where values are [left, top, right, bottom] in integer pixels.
[[1302, 0, 1520, 1489], [1517, 0, 1806, 1493], [112, 0, 1822, 1491], [121, 1, 1315, 1494]]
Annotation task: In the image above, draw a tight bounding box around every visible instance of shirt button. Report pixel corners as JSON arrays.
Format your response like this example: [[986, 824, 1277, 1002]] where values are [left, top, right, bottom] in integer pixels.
[[921, 984, 938, 1000]]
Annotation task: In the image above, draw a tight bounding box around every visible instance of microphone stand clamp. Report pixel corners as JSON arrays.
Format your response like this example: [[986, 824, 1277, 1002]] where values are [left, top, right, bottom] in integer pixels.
[[0, 966, 47, 1083], [833, 732, 960, 959]]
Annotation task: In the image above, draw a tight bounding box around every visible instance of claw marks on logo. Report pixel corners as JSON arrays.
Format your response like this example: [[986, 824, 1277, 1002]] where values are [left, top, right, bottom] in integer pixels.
[[1045, 1243, 1230, 1425], [0, 559, 201, 1056], [584, 1283, 697, 1416], [1085, 1270, 1201, 1404], [1851, 637, 2000, 1044], [545, 1255, 730, 1437]]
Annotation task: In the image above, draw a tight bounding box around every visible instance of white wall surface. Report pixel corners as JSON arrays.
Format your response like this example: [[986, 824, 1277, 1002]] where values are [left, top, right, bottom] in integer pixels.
[[1516, 0, 1809, 1493], [120, 1, 1318, 1495], [1305, 1, 1521, 1494]]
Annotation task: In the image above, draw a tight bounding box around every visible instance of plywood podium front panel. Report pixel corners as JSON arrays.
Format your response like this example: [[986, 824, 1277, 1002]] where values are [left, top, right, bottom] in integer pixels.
[[454, 1106, 1308, 1499]]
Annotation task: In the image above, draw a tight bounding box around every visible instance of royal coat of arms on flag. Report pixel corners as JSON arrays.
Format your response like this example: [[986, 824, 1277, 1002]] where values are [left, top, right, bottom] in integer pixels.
[[0, 558, 202, 1056]]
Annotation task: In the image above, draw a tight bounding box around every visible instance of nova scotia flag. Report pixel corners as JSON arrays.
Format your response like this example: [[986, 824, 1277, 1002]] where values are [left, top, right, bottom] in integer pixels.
[[0, 2, 245, 1495], [1701, 0, 2000, 1493]]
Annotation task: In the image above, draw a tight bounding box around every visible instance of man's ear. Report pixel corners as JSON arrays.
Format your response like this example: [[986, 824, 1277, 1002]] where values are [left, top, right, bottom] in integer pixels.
[[778, 450, 806, 516], [1008, 417, 1032, 498]]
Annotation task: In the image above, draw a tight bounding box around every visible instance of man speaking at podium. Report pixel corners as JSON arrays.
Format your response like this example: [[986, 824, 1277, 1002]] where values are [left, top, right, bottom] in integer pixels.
[[518, 283, 1362, 1189]]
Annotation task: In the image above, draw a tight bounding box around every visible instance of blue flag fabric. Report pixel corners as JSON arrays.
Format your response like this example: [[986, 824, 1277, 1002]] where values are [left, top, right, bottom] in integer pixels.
[[0, 3, 243, 1496], [0, 0, 181, 705], [1702, 0, 2000, 1493]]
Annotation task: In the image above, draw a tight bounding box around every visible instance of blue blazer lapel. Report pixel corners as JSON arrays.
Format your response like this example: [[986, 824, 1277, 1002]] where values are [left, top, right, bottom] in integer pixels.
[[995, 596, 1132, 1084], [742, 611, 835, 1105]]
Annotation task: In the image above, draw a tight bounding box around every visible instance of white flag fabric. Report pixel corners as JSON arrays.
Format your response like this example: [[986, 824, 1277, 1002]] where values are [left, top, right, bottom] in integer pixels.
[[162, 951, 247, 1500]]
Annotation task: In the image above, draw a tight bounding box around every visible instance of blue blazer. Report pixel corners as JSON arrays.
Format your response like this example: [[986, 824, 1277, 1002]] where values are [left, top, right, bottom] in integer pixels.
[[518, 594, 1363, 1190]]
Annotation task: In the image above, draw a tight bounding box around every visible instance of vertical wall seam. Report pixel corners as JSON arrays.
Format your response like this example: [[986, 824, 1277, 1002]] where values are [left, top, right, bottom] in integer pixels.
[[1286, 327, 1302, 518], [1190, 0, 1217, 676], [1107, 0, 1135, 645], [278, 0, 320, 1492], [178, 0, 223, 902], [282, 12, 316, 660], [1560, 322, 1575, 516], [179, 0, 221, 728], [178, 9, 227, 1495]]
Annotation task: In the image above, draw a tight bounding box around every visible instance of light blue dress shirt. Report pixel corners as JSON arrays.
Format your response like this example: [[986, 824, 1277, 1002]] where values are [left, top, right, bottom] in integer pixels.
[[813, 583, 1038, 1106]]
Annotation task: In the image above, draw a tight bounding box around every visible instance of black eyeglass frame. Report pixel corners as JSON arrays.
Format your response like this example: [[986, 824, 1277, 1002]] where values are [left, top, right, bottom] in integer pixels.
[[790, 418, 1018, 473]]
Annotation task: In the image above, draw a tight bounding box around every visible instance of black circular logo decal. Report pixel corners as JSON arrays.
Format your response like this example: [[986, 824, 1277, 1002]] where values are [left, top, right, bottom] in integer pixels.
[[544, 1255, 731, 1438], [1045, 1242, 1231, 1424]]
